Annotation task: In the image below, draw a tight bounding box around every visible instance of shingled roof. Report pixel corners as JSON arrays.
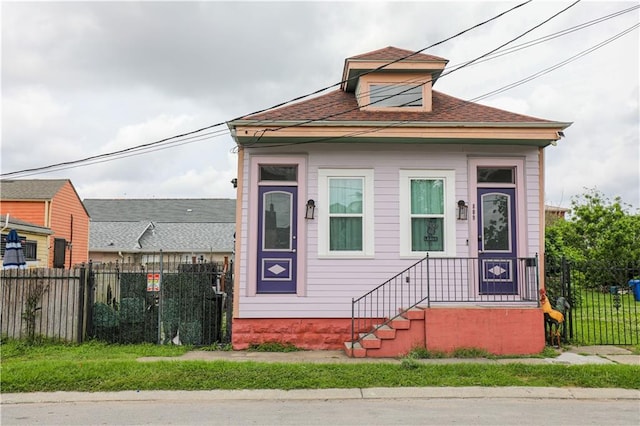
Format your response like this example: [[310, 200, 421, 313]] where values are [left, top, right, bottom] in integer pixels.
[[347, 46, 447, 62], [83, 199, 236, 223], [0, 179, 68, 200], [89, 221, 235, 252], [241, 89, 552, 124]]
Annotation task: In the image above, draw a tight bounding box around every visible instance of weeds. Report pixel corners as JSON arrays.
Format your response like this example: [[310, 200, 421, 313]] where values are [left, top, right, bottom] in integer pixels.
[[247, 342, 302, 352]]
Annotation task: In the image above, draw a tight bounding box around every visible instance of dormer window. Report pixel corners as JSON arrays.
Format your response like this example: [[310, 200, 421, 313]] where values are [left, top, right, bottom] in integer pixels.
[[357, 75, 431, 112], [370, 84, 423, 107]]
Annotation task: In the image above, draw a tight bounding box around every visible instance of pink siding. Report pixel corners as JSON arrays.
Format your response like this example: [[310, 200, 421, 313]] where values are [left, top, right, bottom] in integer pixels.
[[237, 144, 541, 319]]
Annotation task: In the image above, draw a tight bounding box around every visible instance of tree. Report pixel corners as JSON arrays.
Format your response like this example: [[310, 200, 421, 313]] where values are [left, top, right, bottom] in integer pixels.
[[545, 188, 640, 289]]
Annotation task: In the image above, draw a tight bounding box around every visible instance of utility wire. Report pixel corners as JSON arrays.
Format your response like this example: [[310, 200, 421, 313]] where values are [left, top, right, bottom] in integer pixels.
[[7, 4, 635, 175], [0, 1, 532, 179], [249, 21, 638, 150], [244, 0, 581, 146]]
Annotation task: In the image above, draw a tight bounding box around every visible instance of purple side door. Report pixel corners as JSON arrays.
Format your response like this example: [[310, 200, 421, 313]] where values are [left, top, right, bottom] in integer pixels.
[[257, 186, 297, 293], [478, 187, 518, 295]]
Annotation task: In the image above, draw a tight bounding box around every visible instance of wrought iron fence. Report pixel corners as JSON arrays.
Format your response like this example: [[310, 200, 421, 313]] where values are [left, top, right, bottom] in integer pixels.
[[545, 257, 640, 345], [87, 254, 232, 345], [1, 253, 233, 346], [351, 256, 539, 346]]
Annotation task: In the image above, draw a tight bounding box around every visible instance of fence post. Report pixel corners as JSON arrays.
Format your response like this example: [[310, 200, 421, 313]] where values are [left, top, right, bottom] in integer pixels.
[[562, 256, 573, 341], [77, 265, 86, 343], [85, 260, 95, 340], [157, 250, 164, 345], [426, 253, 431, 308], [223, 260, 233, 344]]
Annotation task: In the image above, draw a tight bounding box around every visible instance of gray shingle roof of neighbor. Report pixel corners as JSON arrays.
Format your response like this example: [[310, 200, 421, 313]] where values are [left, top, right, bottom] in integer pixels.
[[83, 199, 236, 223], [0, 214, 54, 235], [0, 179, 69, 200], [89, 221, 235, 252]]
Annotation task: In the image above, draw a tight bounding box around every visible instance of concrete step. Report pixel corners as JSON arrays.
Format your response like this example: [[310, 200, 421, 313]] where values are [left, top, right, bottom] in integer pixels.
[[374, 325, 396, 340], [360, 333, 382, 349], [343, 341, 366, 358], [390, 317, 411, 330], [404, 307, 425, 320]]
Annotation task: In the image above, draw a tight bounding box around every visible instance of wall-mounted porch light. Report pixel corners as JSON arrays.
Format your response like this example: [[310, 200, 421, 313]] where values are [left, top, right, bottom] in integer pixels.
[[305, 199, 316, 219], [457, 200, 468, 220], [231, 178, 238, 188]]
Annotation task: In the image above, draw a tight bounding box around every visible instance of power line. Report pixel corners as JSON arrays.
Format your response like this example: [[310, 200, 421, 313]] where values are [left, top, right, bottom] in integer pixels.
[[249, 20, 637, 150], [0, 1, 533, 179], [243, 0, 582, 146]]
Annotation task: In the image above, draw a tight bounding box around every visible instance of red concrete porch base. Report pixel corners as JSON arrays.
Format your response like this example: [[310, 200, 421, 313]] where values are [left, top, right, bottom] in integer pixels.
[[424, 307, 545, 355], [232, 318, 358, 350]]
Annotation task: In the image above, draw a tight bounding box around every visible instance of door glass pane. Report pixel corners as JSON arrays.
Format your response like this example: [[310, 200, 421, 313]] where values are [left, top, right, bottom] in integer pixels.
[[411, 218, 444, 251], [260, 165, 297, 181], [330, 217, 363, 251], [411, 179, 443, 214], [329, 178, 362, 213], [482, 194, 510, 251], [263, 192, 291, 250]]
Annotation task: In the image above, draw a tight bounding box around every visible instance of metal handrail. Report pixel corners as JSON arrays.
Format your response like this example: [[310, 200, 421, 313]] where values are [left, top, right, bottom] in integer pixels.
[[349, 256, 539, 355]]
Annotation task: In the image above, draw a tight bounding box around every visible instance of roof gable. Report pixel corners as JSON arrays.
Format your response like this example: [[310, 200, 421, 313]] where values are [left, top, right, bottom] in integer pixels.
[[0, 179, 69, 200], [342, 46, 448, 93], [347, 46, 447, 62]]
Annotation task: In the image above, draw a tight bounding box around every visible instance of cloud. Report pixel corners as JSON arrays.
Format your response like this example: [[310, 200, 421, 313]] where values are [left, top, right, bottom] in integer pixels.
[[1, 1, 638, 209]]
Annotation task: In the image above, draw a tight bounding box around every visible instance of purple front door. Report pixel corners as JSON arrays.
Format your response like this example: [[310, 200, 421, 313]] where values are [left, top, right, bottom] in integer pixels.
[[257, 186, 297, 293], [478, 188, 518, 295]]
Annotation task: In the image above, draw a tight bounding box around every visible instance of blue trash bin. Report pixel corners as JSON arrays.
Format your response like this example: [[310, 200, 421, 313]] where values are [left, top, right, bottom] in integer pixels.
[[629, 280, 640, 302]]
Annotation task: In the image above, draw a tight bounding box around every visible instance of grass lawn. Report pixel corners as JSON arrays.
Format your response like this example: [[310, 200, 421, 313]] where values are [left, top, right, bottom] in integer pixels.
[[1, 341, 639, 393], [571, 291, 640, 345]]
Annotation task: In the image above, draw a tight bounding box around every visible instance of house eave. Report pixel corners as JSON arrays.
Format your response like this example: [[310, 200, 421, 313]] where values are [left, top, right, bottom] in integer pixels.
[[230, 121, 572, 147], [230, 120, 572, 129]]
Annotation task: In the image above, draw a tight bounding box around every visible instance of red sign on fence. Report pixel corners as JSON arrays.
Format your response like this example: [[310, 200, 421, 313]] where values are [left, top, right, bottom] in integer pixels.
[[146, 273, 160, 292]]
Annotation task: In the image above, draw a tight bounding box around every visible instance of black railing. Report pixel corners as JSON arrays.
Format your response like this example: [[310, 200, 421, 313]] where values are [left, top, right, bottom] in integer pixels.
[[350, 256, 539, 348], [545, 256, 640, 345]]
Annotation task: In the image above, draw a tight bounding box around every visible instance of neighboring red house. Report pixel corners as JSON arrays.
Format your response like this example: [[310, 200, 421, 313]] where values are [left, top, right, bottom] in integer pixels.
[[0, 179, 90, 268], [227, 46, 571, 357]]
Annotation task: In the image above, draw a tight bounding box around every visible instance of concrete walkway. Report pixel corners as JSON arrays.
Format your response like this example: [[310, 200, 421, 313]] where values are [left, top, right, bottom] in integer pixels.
[[137, 344, 640, 366]]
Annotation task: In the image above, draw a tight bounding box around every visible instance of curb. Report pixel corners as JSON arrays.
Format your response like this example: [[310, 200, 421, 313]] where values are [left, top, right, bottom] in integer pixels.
[[3, 387, 639, 404]]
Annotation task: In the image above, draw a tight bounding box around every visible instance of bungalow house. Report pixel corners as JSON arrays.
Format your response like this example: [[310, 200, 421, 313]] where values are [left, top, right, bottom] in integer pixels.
[[0, 179, 90, 268], [227, 46, 571, 357], [83, 198, 236, 266], [1, 214, 54, 268]]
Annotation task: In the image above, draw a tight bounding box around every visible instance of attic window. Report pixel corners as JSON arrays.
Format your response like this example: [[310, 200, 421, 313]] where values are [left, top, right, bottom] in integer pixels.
[[369, 84, 423, 107]]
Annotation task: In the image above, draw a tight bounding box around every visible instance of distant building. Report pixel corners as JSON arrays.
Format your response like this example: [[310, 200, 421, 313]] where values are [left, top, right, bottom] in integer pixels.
[[1, 214, 54, 268], [83, 199, 236, 265], [0, 179, 90, 268], [545, 205, 571, 226]]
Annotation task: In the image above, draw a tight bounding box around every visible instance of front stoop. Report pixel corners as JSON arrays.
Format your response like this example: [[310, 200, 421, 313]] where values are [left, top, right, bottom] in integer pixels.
[[344, 308, 426, 358]]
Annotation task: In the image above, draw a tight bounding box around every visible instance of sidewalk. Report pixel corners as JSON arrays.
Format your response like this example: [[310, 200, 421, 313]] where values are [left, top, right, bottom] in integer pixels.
[[137, 344, 640, 366]]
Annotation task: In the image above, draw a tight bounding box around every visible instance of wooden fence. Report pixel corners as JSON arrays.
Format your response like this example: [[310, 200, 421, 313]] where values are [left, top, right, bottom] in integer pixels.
[[1, 268, 86, 342]]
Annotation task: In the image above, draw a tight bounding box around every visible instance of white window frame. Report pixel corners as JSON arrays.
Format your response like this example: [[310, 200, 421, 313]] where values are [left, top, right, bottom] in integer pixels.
[[318, 169, 374, 258], [400, 170, 456, 258]]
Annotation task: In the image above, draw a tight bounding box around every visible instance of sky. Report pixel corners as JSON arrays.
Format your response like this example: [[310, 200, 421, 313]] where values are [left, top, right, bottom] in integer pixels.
[[1, 0, 639, 210]]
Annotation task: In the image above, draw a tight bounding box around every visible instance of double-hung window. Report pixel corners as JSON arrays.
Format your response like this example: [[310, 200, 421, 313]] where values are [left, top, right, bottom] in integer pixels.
[[400, 170, 456, 257], [318, 169, 374, 257]]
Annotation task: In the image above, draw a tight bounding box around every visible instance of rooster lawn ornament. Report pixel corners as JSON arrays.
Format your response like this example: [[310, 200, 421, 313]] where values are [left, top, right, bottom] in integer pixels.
[[540, 288, 570, 348]]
